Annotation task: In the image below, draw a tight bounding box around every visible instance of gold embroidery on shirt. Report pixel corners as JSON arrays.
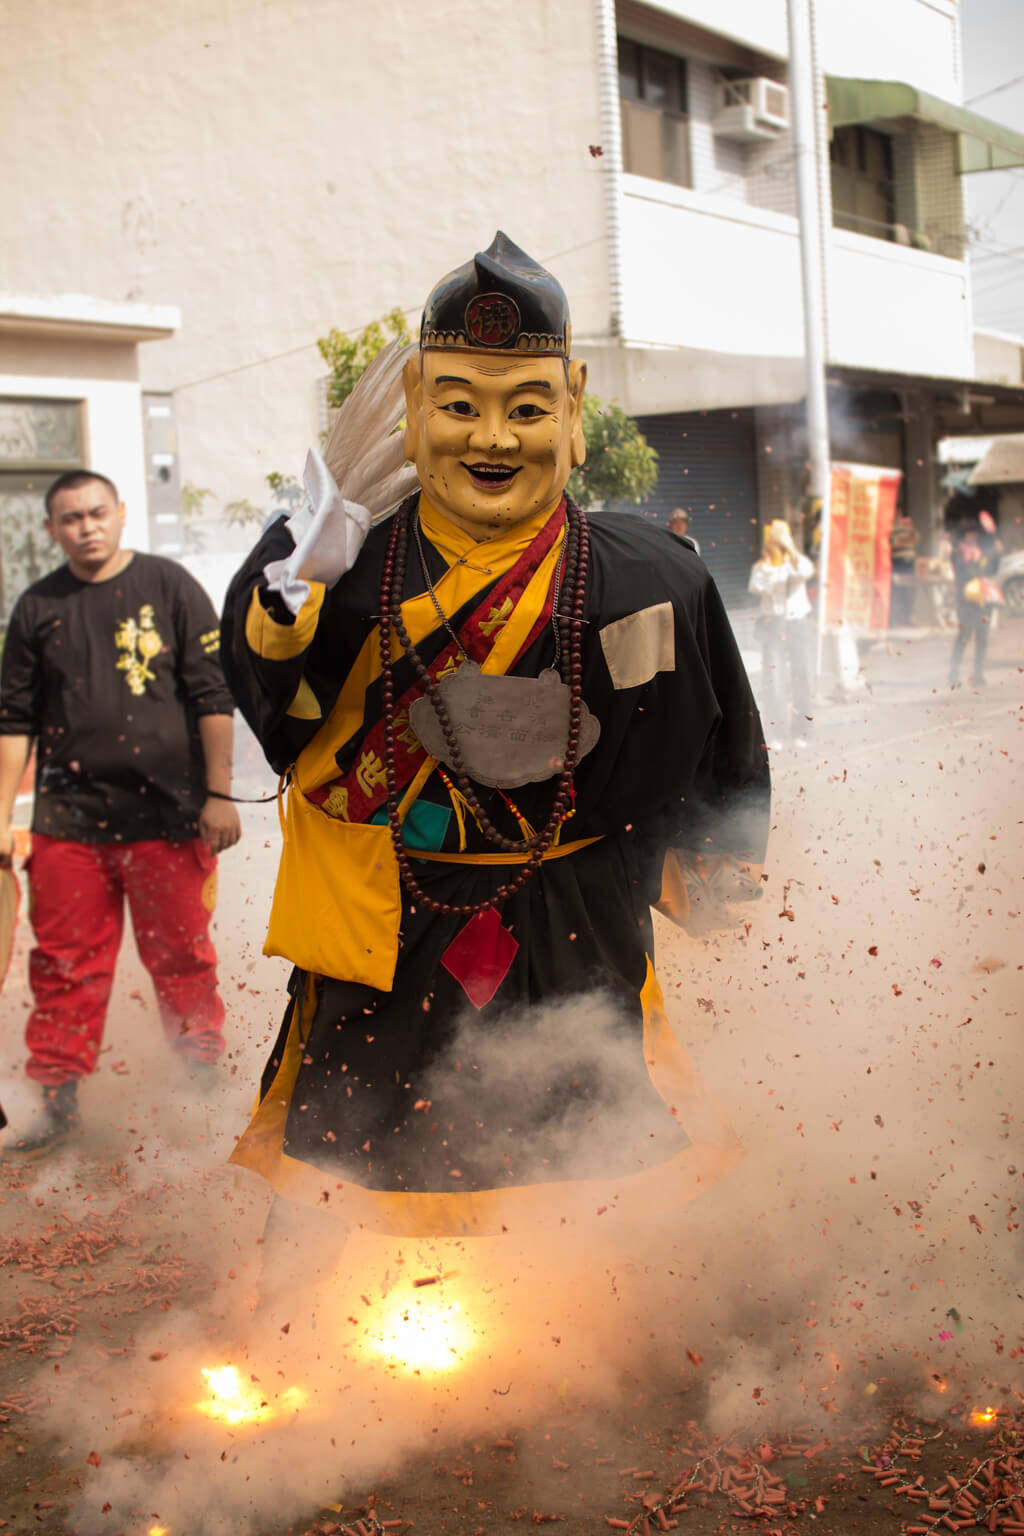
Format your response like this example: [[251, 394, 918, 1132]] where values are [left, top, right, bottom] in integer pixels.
[[115, 604, 164, 696], [200, 627, 221, 655], [479, 595, 514, 637], [393, 709, 423, 754], [356, 750, 387, 797], [322, 786, 351, 820]]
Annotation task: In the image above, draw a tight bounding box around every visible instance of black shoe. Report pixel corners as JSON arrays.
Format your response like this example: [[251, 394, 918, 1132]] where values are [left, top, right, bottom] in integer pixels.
[[3, 1082, 80, 1160]]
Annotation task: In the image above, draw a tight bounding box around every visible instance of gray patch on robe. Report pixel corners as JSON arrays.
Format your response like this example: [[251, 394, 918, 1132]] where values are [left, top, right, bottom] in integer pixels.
[[409, 662, 600, 789]]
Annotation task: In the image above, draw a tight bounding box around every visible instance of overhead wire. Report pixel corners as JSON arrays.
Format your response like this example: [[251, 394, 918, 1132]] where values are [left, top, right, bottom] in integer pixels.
[[170, 236, 607, 394], [964, 73, 1024, 107]]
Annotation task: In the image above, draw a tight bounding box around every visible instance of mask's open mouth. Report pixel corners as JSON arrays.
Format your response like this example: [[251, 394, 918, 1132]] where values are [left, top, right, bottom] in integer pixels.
[[463, 462, 521, 490]]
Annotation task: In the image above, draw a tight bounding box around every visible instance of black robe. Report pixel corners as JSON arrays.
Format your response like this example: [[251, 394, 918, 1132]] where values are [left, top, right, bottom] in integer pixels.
[[220, 498, 769, 1234]]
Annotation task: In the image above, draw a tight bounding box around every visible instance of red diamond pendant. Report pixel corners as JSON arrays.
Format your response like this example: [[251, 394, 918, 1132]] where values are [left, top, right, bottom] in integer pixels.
[[440, 907, 519, 1009]]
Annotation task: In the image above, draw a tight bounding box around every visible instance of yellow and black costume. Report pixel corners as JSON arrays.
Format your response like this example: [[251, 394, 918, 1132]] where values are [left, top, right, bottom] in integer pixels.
[[220, 236, 770, 1237]]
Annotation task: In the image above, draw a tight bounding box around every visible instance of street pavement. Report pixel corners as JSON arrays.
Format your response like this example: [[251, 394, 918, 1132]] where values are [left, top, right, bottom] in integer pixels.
[[0, 614, 1021, 1536], [752, 611, 1022, 758]]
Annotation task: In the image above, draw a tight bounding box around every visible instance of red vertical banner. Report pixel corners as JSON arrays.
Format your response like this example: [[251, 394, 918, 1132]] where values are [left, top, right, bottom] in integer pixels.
[[824, 463, 902, 631]]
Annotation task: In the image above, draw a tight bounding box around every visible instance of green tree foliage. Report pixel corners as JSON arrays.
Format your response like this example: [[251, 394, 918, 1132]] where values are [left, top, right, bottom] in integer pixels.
[[180, 481, 216, 553], [318, 307, 413, 411], [222, 497, 264, 528], [568, 395, 658, 510]]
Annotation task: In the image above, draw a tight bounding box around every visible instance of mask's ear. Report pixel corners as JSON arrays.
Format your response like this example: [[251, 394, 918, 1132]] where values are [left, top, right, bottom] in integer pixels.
[[567, 360, 587, 469], [402, 354, 423, 463]]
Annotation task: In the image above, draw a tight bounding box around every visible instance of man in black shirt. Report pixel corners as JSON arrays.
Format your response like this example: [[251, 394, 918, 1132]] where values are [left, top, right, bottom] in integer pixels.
[[0, 469, 242, 1157]]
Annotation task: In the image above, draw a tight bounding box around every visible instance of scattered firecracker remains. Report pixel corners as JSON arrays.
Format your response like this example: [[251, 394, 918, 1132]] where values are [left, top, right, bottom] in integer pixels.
[[597, 1405, 1024, 1536], [2, 1156, 1022, 1536], [0, 1171, 201, 1366], [300, 1514, 393, 1536]]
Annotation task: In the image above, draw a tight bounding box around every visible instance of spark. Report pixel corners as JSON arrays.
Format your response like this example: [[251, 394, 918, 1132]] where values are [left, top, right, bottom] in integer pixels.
[[196, 1364, 305, 1425], [363, 1289, 477, 1375]]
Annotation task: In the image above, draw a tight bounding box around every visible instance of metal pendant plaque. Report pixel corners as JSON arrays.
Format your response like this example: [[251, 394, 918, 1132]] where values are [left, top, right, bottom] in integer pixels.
[[408, 662, 600, 789]]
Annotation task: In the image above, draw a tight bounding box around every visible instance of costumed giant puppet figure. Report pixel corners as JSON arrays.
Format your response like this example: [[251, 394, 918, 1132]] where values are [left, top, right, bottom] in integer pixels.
[[222, 234, 770, 1251]]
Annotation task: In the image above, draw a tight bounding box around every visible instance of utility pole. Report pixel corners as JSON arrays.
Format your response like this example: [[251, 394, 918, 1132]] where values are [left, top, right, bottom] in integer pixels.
[[786, 0, 833, 673]]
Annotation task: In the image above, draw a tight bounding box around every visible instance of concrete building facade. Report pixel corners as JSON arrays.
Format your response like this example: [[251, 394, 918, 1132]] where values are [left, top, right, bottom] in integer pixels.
[[3, 0, 1023, 614]]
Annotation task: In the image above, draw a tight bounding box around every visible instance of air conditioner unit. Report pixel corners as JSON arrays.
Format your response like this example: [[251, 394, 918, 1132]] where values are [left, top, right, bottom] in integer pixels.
[[712, 77, 790, 142]]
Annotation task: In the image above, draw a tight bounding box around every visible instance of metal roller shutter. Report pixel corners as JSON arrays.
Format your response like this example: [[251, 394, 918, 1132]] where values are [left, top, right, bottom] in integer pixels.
[[629, 408, 761, 610]]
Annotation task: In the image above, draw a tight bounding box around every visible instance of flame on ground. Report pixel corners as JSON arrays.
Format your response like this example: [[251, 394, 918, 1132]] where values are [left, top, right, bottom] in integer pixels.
[[196, 1364, 306, 1425], [362, 1288, 478, 1376], [970, 1405, 998, 1427]]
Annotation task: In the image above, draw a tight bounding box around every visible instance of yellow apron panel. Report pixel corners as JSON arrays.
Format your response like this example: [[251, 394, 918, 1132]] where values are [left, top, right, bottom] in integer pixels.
[[264, 779, 402, 990]]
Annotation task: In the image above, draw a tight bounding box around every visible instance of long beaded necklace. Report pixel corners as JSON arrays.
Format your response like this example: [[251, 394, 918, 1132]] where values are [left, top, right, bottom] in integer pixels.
[[377, 496, 590, 917]]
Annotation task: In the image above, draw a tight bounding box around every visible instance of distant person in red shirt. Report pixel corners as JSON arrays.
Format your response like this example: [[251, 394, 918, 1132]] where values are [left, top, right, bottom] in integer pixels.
[[0, 470, 242, 1158]]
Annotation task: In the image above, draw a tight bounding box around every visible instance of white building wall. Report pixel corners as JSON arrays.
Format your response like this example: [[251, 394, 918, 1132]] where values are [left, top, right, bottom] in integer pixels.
[[815, 0, 960, 99], [620, 177, 804, 355], [644, 0, 788, 60], [615, 0, 972, 382], [1, 0, 608, 535], [828, 231, 973, 375], [0, 0, 987, 518], [974, 330, 1024, 388], [651, 0, 961, 97], [687, 60, 749, 202]]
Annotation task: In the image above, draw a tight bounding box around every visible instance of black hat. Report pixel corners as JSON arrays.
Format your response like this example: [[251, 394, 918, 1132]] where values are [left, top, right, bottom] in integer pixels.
[[420, 231, 571, 356]]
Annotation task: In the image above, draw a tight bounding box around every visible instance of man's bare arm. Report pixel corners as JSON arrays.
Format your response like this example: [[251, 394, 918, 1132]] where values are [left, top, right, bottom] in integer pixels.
[[0, 734, 31, 862], [197, 713, 242, 854]]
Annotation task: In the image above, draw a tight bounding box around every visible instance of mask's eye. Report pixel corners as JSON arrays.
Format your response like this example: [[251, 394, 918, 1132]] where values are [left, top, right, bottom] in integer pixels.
[[509, 403, 548, 420], [440, 400, 479, 417]]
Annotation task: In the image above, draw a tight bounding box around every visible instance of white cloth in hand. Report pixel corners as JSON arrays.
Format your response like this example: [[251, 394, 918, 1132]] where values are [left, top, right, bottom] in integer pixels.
[[263, 447, 371, 616]]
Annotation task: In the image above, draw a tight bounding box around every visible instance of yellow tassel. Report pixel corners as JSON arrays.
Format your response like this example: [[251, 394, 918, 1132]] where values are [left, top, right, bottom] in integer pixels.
[[436, 767, 479, 852], [497, 789, 537, 842]]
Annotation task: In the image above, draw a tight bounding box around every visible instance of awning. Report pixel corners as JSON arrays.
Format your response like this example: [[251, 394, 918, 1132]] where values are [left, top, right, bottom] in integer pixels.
[[576, 338, 807, 415], [826, 78, 1024, 173], [0, 293, 180, 344], [969, 434, 1024, 485]]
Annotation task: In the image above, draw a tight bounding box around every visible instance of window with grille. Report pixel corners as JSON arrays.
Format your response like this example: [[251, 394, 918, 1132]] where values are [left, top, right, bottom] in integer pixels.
[[829, 125, 897, 242], [0, 398, 83, 626], [618, 35, 691, 188]]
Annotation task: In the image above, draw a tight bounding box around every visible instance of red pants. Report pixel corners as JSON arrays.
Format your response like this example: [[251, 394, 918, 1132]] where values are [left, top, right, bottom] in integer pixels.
[[25, 834, 225, 1085]]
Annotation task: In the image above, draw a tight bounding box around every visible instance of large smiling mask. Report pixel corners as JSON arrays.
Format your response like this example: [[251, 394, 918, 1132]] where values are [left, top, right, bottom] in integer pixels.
[[402, 232, 587, 539]]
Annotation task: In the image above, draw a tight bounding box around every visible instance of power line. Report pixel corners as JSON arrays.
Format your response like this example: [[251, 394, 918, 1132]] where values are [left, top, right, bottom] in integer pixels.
[[171, 236, 606, 394], [964, 72, 1024, 107], [972, 278, 1024, 302], [970, 244, 1024, 268], [967, 231, 1024, 262], [969, 242, 1024, 271], [970, 260, 1024, 292]]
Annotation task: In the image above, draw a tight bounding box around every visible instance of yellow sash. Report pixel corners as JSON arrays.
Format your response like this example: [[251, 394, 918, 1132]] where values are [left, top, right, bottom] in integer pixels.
[[264, 530, 567, 988]]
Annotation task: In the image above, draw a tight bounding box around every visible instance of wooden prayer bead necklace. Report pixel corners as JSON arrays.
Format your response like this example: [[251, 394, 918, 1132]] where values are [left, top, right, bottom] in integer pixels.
[[378, 496, 590, 916]]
